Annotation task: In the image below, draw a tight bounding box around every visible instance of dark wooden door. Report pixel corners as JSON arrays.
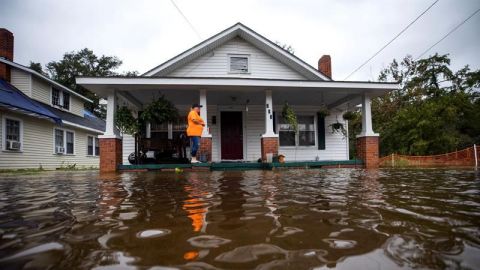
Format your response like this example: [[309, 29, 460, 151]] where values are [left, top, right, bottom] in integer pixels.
[[221, 111, 243, 160]]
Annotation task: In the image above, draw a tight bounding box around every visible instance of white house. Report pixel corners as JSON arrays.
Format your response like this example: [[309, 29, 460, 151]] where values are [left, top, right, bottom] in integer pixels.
[[77, 23, 398, 172], [0, 28, 105, 170]]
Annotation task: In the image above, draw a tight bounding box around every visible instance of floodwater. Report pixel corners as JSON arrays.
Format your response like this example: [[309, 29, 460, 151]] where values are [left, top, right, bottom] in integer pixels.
[[0, 169, 479, 270]]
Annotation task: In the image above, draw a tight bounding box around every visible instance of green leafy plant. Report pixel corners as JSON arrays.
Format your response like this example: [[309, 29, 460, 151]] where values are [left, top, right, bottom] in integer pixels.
[[140, 95, 179, 124], [342, 111, 357, 121], [317, 105, 330, 118], [115, 106, 140, 135], [330, 121, 347, 138], [282, 102, 298, 132]]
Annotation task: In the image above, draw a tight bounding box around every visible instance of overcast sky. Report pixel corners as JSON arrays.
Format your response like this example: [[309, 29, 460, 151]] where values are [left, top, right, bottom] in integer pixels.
[[1, 0, 479, 81]]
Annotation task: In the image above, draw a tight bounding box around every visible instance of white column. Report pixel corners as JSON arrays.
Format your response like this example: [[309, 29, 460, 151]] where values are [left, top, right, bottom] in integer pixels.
[[262, 89, 278, 137], [200, 89, 211, 137], [357, 92, 379, 137], [100, 90, 121, 138], [146, 122, 151, 139]]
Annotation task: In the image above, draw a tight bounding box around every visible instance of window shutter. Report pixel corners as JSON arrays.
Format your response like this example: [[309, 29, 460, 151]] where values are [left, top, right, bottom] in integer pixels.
[[230, 57, 248, 73], [272, 111, 276, 134], [317, 113, 326, 150]]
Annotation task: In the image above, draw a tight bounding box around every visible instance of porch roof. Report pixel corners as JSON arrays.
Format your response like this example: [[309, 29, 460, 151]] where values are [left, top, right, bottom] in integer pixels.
[[77, 76, 399, 108]]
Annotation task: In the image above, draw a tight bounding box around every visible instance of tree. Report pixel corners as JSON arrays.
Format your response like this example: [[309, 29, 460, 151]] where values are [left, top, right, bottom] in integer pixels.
[[40, 48, 137, 118], [29, 61, 47, 76], [368, 53, 480, 156]]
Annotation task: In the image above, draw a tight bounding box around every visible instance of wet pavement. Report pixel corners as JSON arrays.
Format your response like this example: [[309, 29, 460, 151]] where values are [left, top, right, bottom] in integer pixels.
[[0, 168, 479, 269]]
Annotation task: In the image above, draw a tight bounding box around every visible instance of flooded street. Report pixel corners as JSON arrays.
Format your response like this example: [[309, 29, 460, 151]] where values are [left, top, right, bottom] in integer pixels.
[[0, 169, 479, 269]]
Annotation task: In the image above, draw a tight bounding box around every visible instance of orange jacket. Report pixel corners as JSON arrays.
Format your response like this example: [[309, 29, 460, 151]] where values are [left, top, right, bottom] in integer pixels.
[[186, 110, 204, 136]]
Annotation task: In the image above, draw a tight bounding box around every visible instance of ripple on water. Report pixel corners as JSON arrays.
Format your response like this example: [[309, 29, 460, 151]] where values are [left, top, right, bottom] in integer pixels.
[[137, 229, 171, 239], [215, 244, 286, 263], [187, 235, 231, 248], [322, 238, 357, 249]]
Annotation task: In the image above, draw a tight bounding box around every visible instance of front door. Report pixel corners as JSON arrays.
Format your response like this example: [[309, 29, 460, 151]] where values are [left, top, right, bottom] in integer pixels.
[[221, 111, 243, 160]]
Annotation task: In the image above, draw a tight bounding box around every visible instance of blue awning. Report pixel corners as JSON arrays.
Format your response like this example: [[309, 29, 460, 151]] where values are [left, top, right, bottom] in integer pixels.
[[0, 79, 62, 124]]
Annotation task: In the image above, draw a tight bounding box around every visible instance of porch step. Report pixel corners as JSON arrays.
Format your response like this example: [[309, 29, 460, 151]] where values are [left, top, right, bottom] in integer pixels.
[[118, 160, 363, 171]]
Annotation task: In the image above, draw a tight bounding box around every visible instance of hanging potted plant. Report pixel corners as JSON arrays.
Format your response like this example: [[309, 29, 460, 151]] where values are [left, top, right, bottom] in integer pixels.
[[342, 111, 356, 121], [329, 121, 347, 138], [282, 102, 298, 132], [317, 105, 330, 118]]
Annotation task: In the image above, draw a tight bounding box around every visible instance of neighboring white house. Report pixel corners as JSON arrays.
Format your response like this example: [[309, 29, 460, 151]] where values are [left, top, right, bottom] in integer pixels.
[[77, 23, 399, 171], [0, 29, 105, 170]]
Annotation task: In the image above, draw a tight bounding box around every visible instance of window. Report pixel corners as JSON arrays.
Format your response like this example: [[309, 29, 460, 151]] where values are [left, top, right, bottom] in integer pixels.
[[54, 128, 74, 154], [62, 92, 70, 110], [66, 131, 74, 154], [278, 114, 316, 147], [151, 122, 169, 140], [298, 116, 315, 146], [87, 135, 99, 156], [52, 88, 61, 106], [3, 117, 22, 151], [229, 55, 249, 73], [279, 117, 296, 146], [51, 88, 70, 110]]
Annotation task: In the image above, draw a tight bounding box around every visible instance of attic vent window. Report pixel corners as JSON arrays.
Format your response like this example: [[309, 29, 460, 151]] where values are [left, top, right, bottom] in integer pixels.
[[229, 55, 249, 73]]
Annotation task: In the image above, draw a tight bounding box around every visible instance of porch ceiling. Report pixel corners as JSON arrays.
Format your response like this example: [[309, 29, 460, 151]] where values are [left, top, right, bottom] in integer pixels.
[[76, 77, 399, 108]]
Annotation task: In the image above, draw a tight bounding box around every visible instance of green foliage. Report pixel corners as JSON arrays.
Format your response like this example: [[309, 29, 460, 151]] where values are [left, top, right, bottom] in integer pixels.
[[29, 61, 46, 75], [317, 105, 330, 118], [282, 102, 298, 132], [372, 53, 480, 156], [33, 48, 137, 118], [342, 111, 356, 121], [115, 106, 140, 135], [140, 95, 179, 124]]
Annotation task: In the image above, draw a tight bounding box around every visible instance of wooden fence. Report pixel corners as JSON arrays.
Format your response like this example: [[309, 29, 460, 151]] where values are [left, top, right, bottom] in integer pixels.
[[379, 145, 479, 167]]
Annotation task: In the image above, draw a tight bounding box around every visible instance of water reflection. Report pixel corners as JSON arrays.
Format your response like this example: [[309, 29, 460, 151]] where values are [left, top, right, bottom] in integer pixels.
[[0, 169, 479, 269]]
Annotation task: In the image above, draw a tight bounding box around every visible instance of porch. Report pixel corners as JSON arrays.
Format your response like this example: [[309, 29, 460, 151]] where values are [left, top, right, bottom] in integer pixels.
[[77, 77, 398, 171]]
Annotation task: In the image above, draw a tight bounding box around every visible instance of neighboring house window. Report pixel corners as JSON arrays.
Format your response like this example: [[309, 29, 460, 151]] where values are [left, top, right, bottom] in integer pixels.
[[278, 115, 316, 147], [52, 88, 61, 106], [54, 128, 74, 154], [3, 117, 22, 151], [62, 92, 70, 110], [87, 135, 100, 156], [52, 88, 70, 110], [229, 55, 249, 73]]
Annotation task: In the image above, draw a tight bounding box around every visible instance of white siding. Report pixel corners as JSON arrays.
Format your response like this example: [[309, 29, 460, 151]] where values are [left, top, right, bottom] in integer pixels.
[[70, 96, 85, 117], [31, 77, 51, 104], [167, 37, 307, 80], [10, 68, 31, 96], [122, 134, 135, 165], [0, 112, 100, 170]]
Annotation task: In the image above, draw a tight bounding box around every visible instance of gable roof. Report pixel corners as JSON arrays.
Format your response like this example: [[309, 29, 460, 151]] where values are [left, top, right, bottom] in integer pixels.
[[0, 57, 93, 103], [143, 23, 331, 81], [0, 79, 61, 123]]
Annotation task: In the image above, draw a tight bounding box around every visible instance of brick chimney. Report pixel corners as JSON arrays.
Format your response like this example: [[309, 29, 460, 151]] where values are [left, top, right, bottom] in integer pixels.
[[0, 28, 14, 82], [318, 55, 331, 79]]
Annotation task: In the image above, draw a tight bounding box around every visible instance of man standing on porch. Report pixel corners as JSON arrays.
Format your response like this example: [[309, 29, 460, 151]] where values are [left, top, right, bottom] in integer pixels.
[[187, 104, 205, 163]]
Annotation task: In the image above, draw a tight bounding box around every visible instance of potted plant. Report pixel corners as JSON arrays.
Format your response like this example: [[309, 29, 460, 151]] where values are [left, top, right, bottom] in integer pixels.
[[342, 111, 356, 121], [330, 121, 347, 138], [317, 105, 330, 118]]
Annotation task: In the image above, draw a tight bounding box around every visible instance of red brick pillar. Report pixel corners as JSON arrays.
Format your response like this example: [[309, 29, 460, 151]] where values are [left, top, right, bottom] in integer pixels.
[[261, 137, 278, 162], [99, 138, 122, 172], [356, 136, 379, 169], [199, 137, 212, 162]]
